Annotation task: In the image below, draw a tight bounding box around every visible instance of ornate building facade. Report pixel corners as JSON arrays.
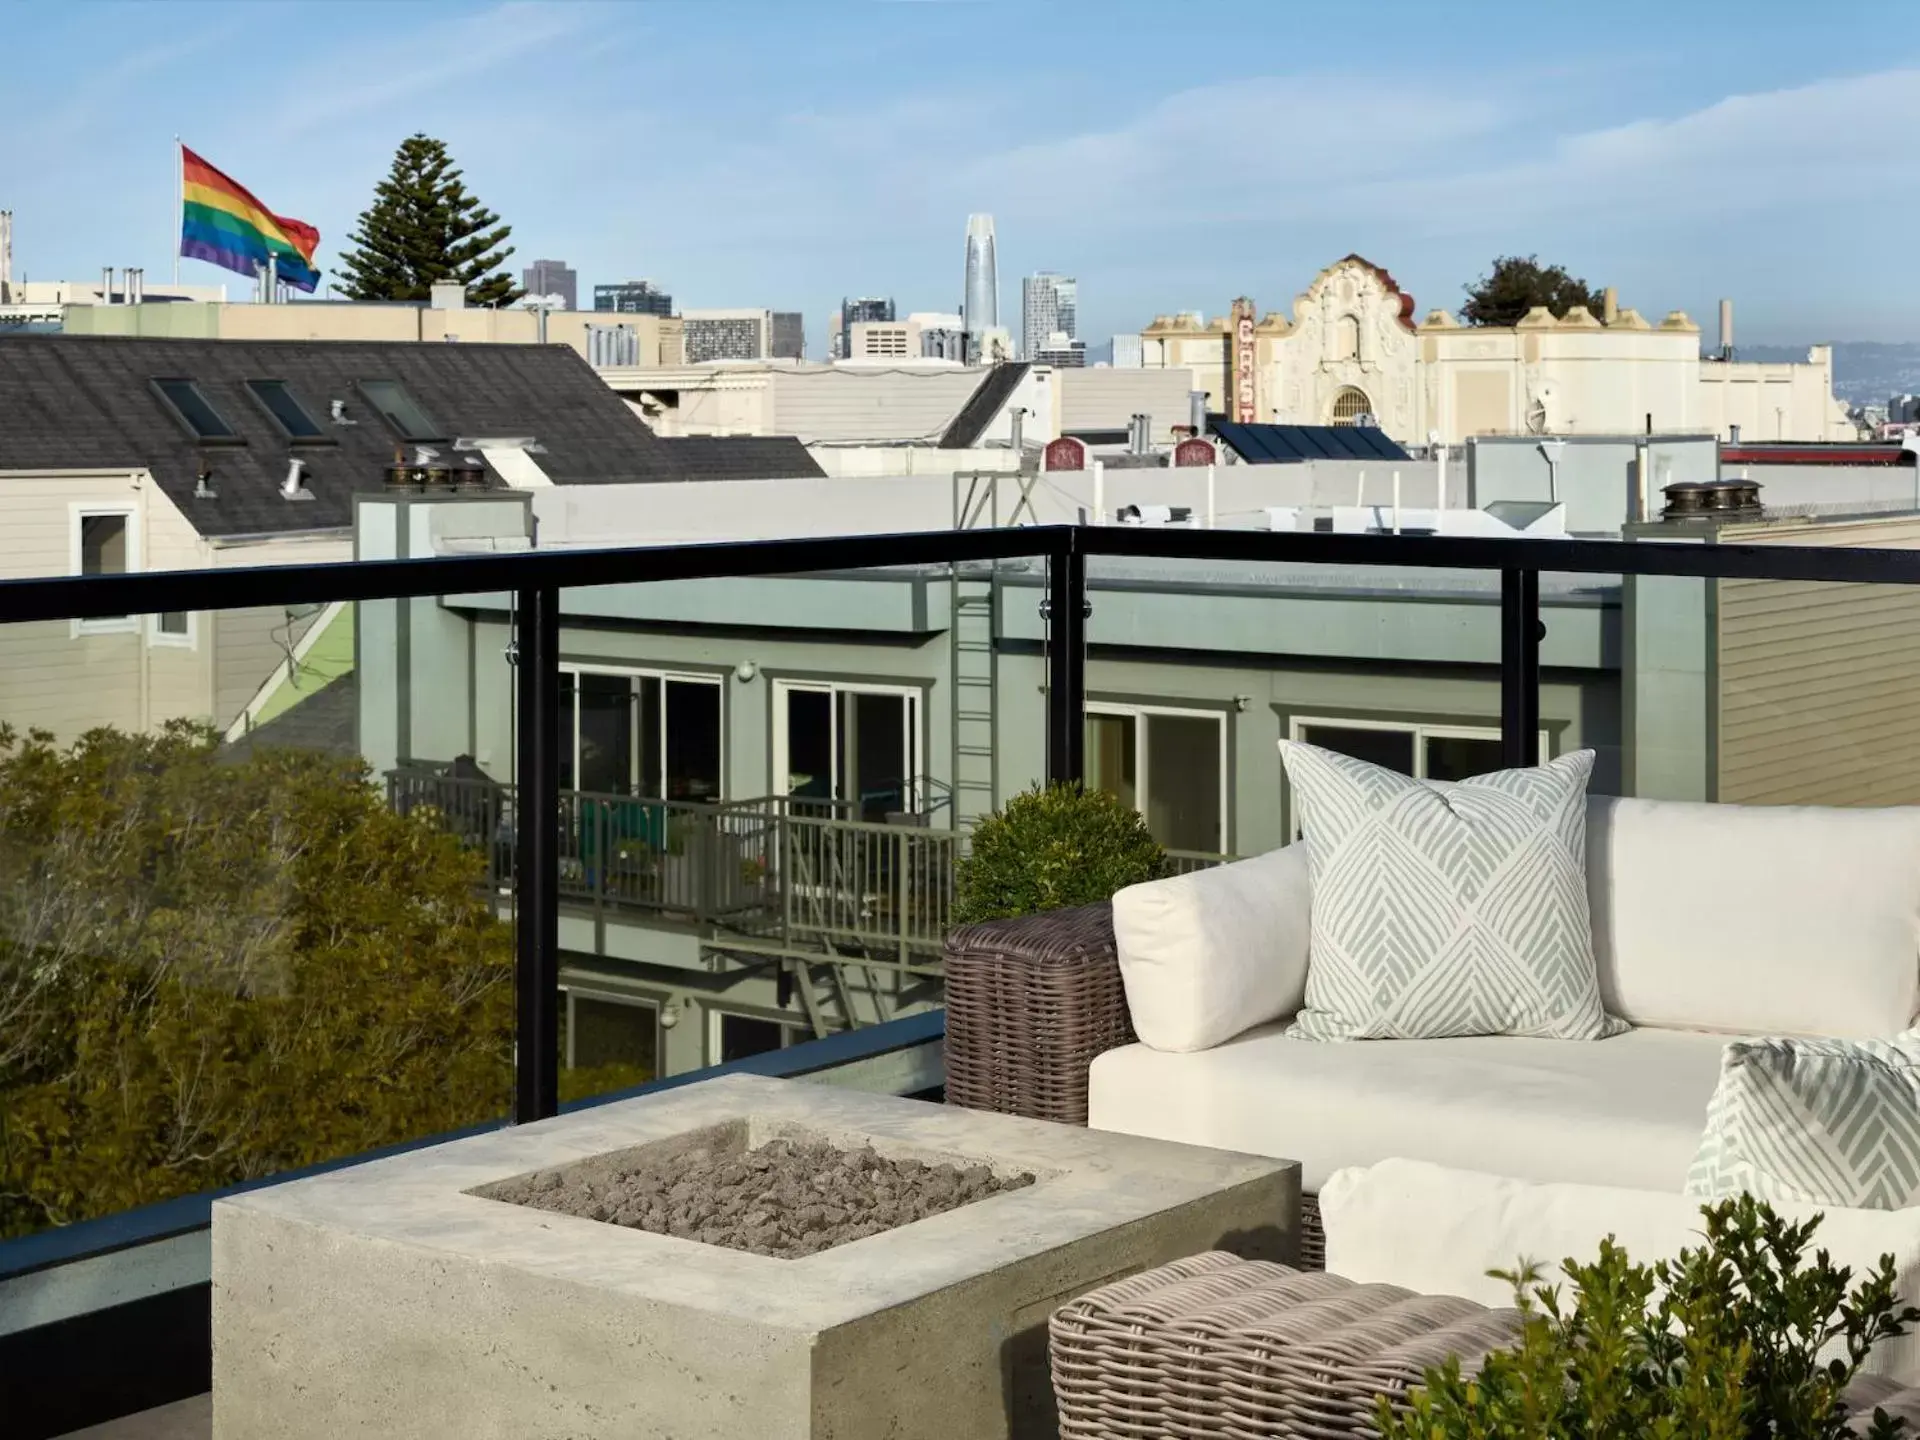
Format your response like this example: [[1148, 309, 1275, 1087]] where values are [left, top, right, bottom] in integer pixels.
[[1142, 255, 1854, 446]]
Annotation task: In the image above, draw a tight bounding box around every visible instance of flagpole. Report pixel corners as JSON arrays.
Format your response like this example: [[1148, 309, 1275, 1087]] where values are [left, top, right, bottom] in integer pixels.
[[171, 136, 182, 286]]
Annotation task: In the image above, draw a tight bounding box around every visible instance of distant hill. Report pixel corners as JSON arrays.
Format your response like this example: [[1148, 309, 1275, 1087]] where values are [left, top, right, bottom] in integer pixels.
[[1736, 342, 1920, 406]]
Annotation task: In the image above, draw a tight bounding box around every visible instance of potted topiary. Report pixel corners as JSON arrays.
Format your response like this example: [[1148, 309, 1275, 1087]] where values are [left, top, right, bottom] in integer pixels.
[[1374, 1194, 1920, 1440], [953, 781, 1166, 925]]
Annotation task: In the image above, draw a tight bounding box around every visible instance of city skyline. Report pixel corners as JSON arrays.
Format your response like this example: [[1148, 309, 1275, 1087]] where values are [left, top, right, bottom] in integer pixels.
[[4, 0, 1920, 345]]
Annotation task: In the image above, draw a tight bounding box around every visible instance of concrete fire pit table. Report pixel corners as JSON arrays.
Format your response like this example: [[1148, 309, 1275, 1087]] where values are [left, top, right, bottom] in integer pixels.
[[212, 1073, 1298, 1439]]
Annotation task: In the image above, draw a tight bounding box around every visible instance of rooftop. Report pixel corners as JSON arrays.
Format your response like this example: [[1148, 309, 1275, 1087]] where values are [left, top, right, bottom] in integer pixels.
[[0, 335, 821, 537]]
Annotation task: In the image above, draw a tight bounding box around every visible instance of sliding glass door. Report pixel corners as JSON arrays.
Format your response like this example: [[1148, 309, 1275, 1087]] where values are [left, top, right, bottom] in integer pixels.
[[559, 668, 723, 801], [775, 682, 922, 822]]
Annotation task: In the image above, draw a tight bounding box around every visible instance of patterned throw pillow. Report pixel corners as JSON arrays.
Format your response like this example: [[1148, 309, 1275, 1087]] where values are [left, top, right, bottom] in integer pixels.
[[1279, 741, 1623, 1042], [1686, 1035, 1920, 1209]]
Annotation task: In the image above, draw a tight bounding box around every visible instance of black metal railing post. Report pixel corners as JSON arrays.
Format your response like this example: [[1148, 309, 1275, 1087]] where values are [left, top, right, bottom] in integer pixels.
[[1500, 567, 1542, 769], [513, 585, 562, 1124], [1045, 530, 1087, 785]]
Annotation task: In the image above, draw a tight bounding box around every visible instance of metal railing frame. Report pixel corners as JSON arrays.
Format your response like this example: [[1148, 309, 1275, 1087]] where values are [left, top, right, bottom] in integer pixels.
[[11, 521, 1920, 1127]]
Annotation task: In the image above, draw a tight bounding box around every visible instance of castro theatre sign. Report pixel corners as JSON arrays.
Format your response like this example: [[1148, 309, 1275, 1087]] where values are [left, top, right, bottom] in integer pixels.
[[1231, 296, 1257, 424]]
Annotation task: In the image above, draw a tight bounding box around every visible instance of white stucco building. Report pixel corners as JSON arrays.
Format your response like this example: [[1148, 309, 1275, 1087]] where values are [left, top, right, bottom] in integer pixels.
[[1140, 255, 1855, 445]]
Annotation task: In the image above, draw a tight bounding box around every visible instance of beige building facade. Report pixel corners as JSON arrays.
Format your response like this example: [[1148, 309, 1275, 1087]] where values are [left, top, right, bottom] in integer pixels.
[[60, 296, 685, 367], [1141, 255, 1854, 445], [0, 467, 346, 744]]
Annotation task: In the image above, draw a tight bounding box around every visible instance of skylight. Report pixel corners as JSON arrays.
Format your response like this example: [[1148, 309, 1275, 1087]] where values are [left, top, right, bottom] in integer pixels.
[[151, 378, 240, 443], [246, 379, 328, 441], [357, 379, 445, 441]]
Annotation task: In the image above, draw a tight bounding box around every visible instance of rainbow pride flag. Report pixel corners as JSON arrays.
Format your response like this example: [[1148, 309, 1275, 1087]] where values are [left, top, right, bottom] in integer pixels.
[[179, 146, 321, 293]]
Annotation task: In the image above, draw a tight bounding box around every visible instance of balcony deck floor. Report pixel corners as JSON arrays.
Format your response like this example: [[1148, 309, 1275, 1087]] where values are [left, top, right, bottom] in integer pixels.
[[55, 1395, 209, 1439]]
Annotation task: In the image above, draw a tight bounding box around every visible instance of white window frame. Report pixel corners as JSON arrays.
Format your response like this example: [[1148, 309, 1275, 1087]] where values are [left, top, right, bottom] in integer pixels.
[[69, 503, 140, 636], [771, 679, 925, 815], [559, 663, 726, 800], [704, 1003, 806, 1068], [1086, 701, 1230, 853], [149, 608, 197, 649], [1287, 715, 1552, 778]]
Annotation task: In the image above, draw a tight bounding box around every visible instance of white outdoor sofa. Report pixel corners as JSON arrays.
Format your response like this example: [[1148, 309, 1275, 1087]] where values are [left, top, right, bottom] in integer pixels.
[[946, 792, 1920, 1270]]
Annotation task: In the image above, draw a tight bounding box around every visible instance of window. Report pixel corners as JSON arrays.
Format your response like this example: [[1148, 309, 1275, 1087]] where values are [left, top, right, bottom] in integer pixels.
[[774, 681, 922, 822], [1290, 717, 1551, 782], [357, 379, 445, 441], [562, 989, 659, 1078], [1335, 314, 1361, 362], [245, 379, 329, 441], [1085, 703, 1227, 854], [557, 668, 724, 801], [151, 609, 194, 647], [708, 1008, 804, 1066], [1329, 386, 1373, 425], [70, 507, 138, 634], [150, 378, 240, 442]]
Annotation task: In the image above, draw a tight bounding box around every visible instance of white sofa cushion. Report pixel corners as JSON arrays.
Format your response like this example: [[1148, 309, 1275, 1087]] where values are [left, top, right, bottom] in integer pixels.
[[1111, 844, 1311, 1053], [1586, 795, 1920, 1037], [1278, 742, 1620, 1041], [1687, 1034, 1920, 1208], [1087, 1024, 1729, 1193], [1321, 1157, 1920, 1383]]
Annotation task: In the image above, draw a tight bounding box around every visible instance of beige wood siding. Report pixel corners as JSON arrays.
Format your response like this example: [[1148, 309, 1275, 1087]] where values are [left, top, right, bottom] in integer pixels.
[[0, 471, 355, 743], [1716, 519, 1920, 806], [210, 538, 353, 728]]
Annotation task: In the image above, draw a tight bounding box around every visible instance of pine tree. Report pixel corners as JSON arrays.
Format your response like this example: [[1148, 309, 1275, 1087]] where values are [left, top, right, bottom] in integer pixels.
[[336, 134, 520, 306], [1461, 254, 1605, 328]]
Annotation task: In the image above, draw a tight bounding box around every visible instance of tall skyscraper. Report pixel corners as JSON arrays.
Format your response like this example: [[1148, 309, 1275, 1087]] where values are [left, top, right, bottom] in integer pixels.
[[521, 258, 578, 310], [594, 280, 673, 316], [962, 215, 998, 361], [834, 297, 894, 358], [1021, 272, 1077, 361], [771, 312, 805, 360]]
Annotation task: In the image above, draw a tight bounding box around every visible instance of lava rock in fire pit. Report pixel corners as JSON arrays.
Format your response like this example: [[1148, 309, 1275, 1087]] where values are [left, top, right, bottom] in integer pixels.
[[490, 1137, 1035, 1258]]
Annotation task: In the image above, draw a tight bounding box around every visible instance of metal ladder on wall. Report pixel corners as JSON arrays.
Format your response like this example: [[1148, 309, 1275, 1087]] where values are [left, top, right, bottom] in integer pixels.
[[950, 467, 1037, 835]]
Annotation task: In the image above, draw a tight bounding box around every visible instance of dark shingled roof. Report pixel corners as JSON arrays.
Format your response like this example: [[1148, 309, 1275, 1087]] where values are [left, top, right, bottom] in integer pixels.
[[220, 673, 358, 763], [0, 334, 823, 537], [1211, 421, 1411, 464], [938, 362, 1030, 448]]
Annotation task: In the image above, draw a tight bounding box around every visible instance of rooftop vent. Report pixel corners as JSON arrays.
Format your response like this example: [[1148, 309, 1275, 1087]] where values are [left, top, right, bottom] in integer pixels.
[[280, 457, 314, 502], [1661, 477, 1762, 523]]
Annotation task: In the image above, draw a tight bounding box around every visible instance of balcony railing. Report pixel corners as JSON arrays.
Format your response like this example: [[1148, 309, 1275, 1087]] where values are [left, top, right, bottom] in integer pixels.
[[14, 518, 1920, 1434], [388, 769, 955, 970]]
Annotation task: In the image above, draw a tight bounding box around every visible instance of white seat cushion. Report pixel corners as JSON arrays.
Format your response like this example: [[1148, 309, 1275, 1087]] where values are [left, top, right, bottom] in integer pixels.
[[1087, 1024, 1730, 1193], [1321, 1157, 1920, 1383], [1587, 795, 1920, 1037]]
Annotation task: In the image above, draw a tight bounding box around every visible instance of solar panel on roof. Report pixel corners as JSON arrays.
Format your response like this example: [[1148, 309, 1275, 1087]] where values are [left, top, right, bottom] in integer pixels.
[[1211, 422, 1410, 464]]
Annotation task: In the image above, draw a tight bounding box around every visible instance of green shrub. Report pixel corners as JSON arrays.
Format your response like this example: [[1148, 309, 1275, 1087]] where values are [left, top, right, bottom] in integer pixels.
[[953, 782, 1164, 924], [1374, 1193, 1920, 1440]]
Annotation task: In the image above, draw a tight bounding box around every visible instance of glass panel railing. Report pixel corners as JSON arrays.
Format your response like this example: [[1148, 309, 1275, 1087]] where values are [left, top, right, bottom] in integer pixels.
[[0, 583, 514, 1241]]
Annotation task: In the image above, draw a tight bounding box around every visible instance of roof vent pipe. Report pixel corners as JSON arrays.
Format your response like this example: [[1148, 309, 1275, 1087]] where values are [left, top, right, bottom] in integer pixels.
[[101, 265, 114, 305], [1719, 299, 1734, 361], [1009, 406, 1024, 454], [1189, 390, 1207, 436], [280, 457, 314, 501]]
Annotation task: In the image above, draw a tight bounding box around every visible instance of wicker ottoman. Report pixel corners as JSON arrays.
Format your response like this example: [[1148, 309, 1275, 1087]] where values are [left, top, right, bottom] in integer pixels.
[[1052, 1251, 1920, 1438]]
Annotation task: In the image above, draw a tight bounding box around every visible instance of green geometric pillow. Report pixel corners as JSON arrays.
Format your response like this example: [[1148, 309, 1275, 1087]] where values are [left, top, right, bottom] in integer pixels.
[[1686, 1035, 1920, 1210], [1279, 741, 1624, 1042]]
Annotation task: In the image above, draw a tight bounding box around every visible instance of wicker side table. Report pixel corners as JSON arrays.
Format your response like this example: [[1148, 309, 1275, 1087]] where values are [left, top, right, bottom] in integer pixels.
[[944, 901, 1133, 1126], [1051, 1251, 1522, 1439]]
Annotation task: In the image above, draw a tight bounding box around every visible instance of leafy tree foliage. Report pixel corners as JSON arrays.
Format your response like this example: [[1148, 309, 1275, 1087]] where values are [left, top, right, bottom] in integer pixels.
[[1462, 254, 1606, 327], [335, 133, 520, 306], [0, 723, 522, 1237], [1375, 1194, 1917, 1440]]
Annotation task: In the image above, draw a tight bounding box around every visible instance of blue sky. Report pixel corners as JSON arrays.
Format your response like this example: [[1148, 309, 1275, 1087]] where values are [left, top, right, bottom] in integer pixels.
[[5, 0, 1917, 350]]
